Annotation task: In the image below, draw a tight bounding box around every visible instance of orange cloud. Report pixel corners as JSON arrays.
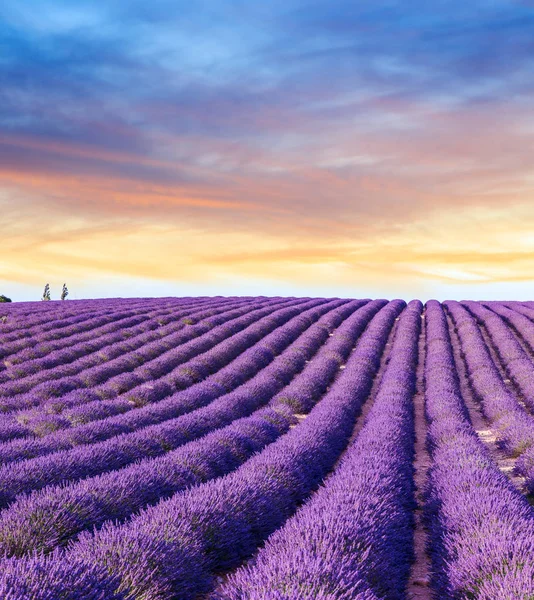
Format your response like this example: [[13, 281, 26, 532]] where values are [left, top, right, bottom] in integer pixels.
[[3, 94, 534, 300]]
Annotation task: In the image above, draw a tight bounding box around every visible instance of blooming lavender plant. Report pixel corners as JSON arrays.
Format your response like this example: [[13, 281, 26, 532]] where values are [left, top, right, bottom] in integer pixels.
[[424, 300, 534, 598], [0, 300, 401, 598], [0, 296, 533, 599], [0, 299, 376, 555], [214, 300, 421, 600], [445, 300, 534, 457]]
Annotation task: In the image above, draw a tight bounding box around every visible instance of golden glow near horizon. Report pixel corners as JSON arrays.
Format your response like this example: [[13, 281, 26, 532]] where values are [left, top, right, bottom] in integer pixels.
[[3, 174, 534, 301]]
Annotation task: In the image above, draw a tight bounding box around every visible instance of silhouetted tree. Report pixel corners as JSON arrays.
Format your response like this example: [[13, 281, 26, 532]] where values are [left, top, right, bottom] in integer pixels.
[[0, 295, 11, 303], [41, 284, 51, 301], [61, 283, 69, 301]]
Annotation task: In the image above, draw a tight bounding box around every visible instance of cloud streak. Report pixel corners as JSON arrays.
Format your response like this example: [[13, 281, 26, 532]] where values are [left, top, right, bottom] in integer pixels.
[[2, 0, 534, 299]]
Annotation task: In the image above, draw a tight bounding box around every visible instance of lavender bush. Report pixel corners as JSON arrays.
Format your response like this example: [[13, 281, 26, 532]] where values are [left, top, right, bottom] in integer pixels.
[[0, 297, 533, 599]]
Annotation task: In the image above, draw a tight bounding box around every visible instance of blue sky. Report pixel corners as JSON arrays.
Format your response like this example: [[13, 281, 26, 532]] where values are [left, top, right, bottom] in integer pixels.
[[2, 1, 534, 301]]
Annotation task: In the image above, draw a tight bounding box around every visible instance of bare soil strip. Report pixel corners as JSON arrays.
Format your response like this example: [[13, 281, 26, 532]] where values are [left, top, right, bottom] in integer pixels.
[[288, 413, 307, 429], [445, 310, 526, 492], [407, 311, 432, 600]]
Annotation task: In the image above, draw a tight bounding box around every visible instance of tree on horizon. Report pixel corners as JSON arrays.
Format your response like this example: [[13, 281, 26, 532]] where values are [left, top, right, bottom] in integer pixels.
[[41, 284, 51, 301]]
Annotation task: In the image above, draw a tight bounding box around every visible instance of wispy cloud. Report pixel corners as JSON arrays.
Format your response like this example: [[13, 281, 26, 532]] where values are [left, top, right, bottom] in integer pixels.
[[2, 0, 534, 299]]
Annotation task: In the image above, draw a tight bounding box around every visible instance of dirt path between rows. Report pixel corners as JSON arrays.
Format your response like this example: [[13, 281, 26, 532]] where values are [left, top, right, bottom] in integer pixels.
[[407, 311, 432, 599]]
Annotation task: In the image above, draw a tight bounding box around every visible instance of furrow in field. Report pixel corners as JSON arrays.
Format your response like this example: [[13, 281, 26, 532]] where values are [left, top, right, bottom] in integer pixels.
[[212, 300, 421, 600], [424, 300, 534, 599], [0, 299, 372, 556], [0, 300, 403, 598], [0, 298, 325, 465], [445, 306, 526, 492], [0, 299, 375, 505], [407, 307, 432, 599]]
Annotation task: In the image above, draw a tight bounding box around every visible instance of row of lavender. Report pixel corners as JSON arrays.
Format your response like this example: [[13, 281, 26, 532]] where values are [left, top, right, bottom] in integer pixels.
[[1, 298, 534, 597], [446, 301, 534, 489], [0, 297, 402, 597], [0, 298, 386, 553]]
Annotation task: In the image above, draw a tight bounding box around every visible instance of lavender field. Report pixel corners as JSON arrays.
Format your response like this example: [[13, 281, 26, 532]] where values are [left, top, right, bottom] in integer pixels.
[[1, 296, 534, 599]]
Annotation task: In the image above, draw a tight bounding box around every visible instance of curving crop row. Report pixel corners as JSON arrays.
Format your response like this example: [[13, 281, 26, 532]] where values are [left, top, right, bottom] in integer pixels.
[[10, 297, 363, 466], [0, 300, 403, 598], [215, 300, 421, 600], [1, 298, 276, 431], [0, 297, 190, 354], [0, 298, 261, 443], [0, 297, 266, 401], [0, 298, 233, 405], [444, 301, 534, 458], [0, 300, 228, 437], [0, 299, 120, 338], [1, 296, 148, 322], [0, 301, 294, 411], [424, 300, 534, 598], [0, 298, 376, 555], [52, 298, 325, 427], [58, 297, 357, 429], [0, 406, 295, 558], [0, 300, 160, 367], [1, 296, 214, 369], [0, 297, 332, 465], [0, 298, 266, 439], [0, 298, 249, 438], [0, 299, 375, 502], [269, 298, 391, 414]]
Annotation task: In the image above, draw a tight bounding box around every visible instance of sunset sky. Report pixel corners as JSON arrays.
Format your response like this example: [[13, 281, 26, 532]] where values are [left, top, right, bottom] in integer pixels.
[[2, 1, 534, 301]]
